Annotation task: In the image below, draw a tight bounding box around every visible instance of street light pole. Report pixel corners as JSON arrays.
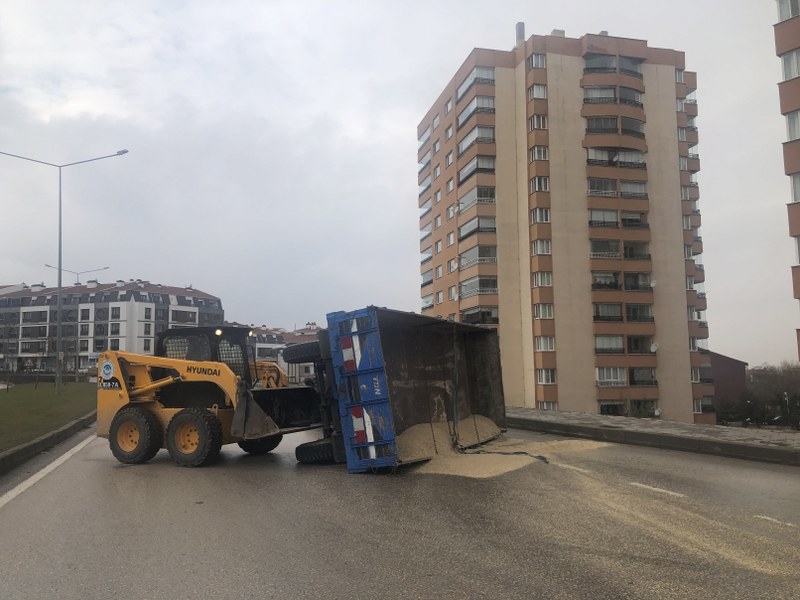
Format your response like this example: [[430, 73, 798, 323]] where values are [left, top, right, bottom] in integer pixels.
[[0, 149, 128, 395], [45, 264, 109, 285]]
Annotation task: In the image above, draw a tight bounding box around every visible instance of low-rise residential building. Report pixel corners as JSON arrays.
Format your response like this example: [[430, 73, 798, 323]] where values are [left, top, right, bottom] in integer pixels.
[[0, 279, 223, 372]]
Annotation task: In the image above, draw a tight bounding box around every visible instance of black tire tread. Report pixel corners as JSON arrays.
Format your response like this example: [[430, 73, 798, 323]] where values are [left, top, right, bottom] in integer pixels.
[[295, 438, 335, 464], [166, 408, 223, 467], [109, 405, 163, 465], [237, 434, 283, 455], [282, 341, 322, 365]]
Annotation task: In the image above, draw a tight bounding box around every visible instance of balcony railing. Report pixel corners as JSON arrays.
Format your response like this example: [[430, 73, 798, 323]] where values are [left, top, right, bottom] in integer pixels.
[[630, 379, 658, 386], [583, 97, 616, 104], [619, 98, 643, 108], [625, 283, 652, 291], [584, 67, 617, 74], [590, 251, 621, 259], [589, 220, 619, 228], [621, 128, 645, 138], [588, 190, 618, 197], [622, 221, 649, 229], [593, 315, 623, 322], [460, 287, 498, 299], [619, 68, 643, 79], [626, 315, 654, 322], [586, 127, 618, 134], [594, 348, 624, 354], [596, 380, 627, 387], [592, 282, 621, 290], [459, 257, 497, 270], [699, 321, 708, 328], [620, 191, 648, 199], [624, 253, 651, 260]]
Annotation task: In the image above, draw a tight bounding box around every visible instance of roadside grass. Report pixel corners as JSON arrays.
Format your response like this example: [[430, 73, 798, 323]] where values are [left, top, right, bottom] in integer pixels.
[[0, 382, 96, 453]]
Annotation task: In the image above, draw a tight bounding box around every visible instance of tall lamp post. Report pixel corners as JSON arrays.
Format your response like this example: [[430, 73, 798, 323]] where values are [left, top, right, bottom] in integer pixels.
[[0, 149, 128, 395]]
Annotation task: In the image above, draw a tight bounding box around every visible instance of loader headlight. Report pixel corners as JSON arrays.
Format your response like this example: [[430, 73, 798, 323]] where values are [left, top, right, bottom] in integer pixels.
[[215, 329, 223, 336]]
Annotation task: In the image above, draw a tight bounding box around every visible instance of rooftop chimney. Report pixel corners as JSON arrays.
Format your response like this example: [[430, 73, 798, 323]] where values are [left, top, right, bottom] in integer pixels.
[[599, 30, 609, 36], [515, 22, 525, 45], [551, 29, 565, 38]]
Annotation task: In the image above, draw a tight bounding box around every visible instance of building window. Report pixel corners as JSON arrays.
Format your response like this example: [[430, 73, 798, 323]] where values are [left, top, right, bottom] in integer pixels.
[[528, 84, 547, 100], [433, 164, 441, 180], [460, 276, 497, 297], [79, 324, 89, 336], [693, 397, 714, 414], [448, 258, 458, 273], [529, 114, 548, 131], [677, 127, 687, 141], [589, 209, 617, 227], [596, 367, 626, 387], [434, 190, 441, 204], [595, 335, 624, 354], [457, 96, 495, 129], [532, 239, 552, 255], [779, 0, 800, 20], [420, 198, 432, 218], [459, 245, 497, 268], [686, 276, 695, 290], [79, 339, 88, 352], [445, 98, 452, 114], [110, 323, 120, 335], [528, 53, 546, 69], [436, 291, 443, 304], [418, 126, 431, 149], [461, 306, 499, 325], [530, 176, 550, 193], [458, 155, 495, 183], [447, 232, 455, 246], [144, 307, 152, 319], [445, 125, 452, 140], [458, 216, 496, 239], [679, 156, 689, 171], [421, 294, 434, 310], [435, 265, 443, 279], [420, 223, 432, 240], [421, 270, 434, 287], [458, 186, 495, 211], [419, 174, 432, 196], [144, 323, 151, 335], [531, 208, 551, 223], [446, 179, 454, 193], [435, 240, 442, 253], [538, 401, 557, 411], [782, 48, 800, 81], [675, 68, 684, 83], [457, 66, 495, 101], [448, 286, 457, 300], [584, 54, 616, 73], [537, 368, 556, 385], [620, 87, 642, 107], [143, 339, 151, 352], [447, 205, 456, 220], [584, 87, 616, 103], [110, 339, 120, 351], [534, 303, 553, 319], [532, 271, 553, 287], [593, 303, 622, 322], [446, 152, 453, 166], [433, 114, 440, 130], [791, 173, 800, 203], [588, 178, 616, 196], [458, 125, 495, 155], [80, 308, 90, 321], [586, 116, 617, 133], [683, 215, 692, 230], [676, 98, 686, 112], [434, 215, 441, 229], [529, 145, 549, 161], [535, 336, 555, 351], [684, 245, 694, 259], [787, 110, 800, 141]]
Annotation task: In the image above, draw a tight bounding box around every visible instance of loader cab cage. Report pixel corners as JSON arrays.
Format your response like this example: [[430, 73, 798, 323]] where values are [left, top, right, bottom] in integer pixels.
[[156, 326, 253, 386]]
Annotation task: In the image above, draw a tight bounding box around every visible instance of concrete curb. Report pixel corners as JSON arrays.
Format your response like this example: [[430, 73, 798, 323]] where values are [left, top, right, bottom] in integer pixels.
[[0, 411, 97, 477], [506, 415, 800, 467]]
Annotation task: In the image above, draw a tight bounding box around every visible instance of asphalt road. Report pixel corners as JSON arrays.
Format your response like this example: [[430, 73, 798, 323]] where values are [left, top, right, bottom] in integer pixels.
[[0, 428, 798, 600]]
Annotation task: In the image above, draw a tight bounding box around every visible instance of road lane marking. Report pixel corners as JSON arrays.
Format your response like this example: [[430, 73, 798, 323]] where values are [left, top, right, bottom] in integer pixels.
[[553, 463, 592, 475], [754, 515, 796, 527], [0, 435, 95, 511], [629, 482, 686, 498]]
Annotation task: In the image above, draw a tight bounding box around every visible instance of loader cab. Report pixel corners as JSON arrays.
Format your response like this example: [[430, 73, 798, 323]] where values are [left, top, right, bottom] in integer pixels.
[[155, 326, 255, 387]]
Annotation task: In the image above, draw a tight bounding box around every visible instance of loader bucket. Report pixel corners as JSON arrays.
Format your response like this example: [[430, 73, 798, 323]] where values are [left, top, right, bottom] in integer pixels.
[[326, 307, 505, 473], [230, 381, 281, 440]]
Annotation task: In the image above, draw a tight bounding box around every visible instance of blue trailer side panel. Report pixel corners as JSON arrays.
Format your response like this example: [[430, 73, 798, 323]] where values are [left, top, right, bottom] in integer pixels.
[[327, 307, 400, 473]]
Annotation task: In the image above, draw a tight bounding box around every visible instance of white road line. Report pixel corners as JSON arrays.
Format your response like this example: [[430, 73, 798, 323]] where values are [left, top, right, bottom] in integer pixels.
[[0, 435, 95, 511], [629, 482, 686, 498], [754, 515, 796, 527], [554, 463, 592, 475]]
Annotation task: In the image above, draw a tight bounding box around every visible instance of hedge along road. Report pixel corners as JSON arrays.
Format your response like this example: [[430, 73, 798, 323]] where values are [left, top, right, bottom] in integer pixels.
[[0, 427, 798, 600]]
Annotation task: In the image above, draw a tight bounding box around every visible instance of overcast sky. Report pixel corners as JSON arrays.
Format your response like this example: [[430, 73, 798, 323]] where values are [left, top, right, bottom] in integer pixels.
[[0, 0, 791, 366]]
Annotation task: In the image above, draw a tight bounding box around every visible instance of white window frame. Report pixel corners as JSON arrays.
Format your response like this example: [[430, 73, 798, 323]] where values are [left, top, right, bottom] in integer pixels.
[[532, 271, 553, 288], [529, 114, 548, 131], [787, 110, 800, 142], [530, 145, 549, 161], [531, 208, 551, 224], [528, 53, 546, 69], [530, 176, 550, 193], [532, 239, 552, 255], [537, 368, 556, 385], [447, 232, 455, 246], [534, 303, 553, 319], [535, 336, 555, 351], [448, 285, 457, 300], [528, 84, 547, 100]]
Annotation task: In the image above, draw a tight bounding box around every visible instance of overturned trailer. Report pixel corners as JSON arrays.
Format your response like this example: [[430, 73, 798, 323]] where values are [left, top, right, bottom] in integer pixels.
[[296, 306, 506, 473]]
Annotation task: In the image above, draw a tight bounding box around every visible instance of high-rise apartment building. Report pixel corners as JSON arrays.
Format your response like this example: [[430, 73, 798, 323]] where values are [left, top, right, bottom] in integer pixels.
[[417, 26, 713, 424], [776, 1, 800, 357]]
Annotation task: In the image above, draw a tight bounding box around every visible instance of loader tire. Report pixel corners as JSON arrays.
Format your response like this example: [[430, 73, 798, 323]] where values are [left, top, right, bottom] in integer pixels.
[[109, 406, 163, 465], [238, 434, 283, 455], [282, 341, 321, 365], [295, 438, 335, 464], [166, 408, 223, 467]]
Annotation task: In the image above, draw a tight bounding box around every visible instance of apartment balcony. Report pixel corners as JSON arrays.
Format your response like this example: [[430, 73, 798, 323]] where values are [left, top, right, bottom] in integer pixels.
[[581, 132, 647, 153], [459, 287, 498, 299], [685, 102, 698, 118], [459, 257, 498, 271], [792, 265, 800, 300], [685, 129, 699, 145], [687, 156, 700, 172], [788, 202, 800, 237]]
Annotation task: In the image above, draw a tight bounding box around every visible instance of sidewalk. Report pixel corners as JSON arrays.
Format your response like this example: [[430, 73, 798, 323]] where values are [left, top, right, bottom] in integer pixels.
[[506, 407, 800, 467]]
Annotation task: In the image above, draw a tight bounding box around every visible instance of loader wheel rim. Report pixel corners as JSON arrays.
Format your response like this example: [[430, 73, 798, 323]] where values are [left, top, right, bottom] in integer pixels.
[[174, 422, 199, 454], [116, 421, 140, 453]]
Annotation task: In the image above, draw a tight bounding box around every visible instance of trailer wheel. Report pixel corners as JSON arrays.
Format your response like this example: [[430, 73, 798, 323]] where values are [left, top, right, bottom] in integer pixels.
[[166, 408, 223, 467], [295, 438, 335, 464], [238, 434, 283, 455], [109, 406, 163, 464], [282, 341, 321, 365]]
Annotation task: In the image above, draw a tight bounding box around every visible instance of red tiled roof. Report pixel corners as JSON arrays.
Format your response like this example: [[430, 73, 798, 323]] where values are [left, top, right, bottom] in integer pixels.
[[0, 280, 220, 300]]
